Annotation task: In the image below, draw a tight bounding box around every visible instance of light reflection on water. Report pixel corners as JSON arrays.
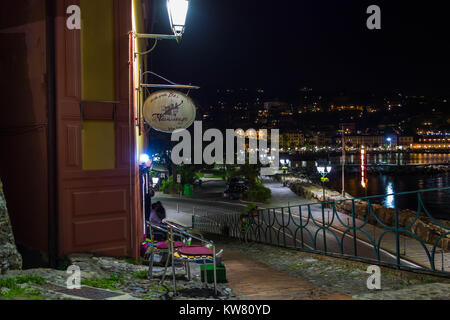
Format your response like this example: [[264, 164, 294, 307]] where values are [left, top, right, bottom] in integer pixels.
[[328, 173, 450, 220], [300, 154, 450, 220], [337, 153, 450, 165], [384, 182, 395, 209]]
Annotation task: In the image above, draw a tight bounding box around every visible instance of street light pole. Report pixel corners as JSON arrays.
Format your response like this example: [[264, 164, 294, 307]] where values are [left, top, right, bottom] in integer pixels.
[[316, 160, 332, 202], [322, 179, 326, 202]]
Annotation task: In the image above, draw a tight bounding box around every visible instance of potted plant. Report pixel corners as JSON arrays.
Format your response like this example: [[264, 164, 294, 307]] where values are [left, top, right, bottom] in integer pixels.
[[246, 203, 259, 217]]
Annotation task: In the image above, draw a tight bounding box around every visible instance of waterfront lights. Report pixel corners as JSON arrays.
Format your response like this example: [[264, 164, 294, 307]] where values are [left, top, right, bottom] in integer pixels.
[[315, 160, 332, 176], [167, 0, 190, 38]]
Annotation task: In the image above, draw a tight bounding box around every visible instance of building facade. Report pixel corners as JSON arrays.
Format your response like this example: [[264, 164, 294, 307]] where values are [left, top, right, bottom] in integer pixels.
[[280, 132, 305, 149], [412, 136, 450, 149], [343, 135, 395, 148], [0, 0, 150, 266], [398, 136, 414, 147]]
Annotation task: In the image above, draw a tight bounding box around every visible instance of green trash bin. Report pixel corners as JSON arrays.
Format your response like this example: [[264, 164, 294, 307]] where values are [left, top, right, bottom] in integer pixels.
[[200, 264, 227, 283], [184, 184, 194, 196]]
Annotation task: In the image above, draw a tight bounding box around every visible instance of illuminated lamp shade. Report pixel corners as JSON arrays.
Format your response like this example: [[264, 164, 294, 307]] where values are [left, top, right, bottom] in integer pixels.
[[316, 166, 325, 174], [316, 160, 332, 175], [167, 0, 189, 37]]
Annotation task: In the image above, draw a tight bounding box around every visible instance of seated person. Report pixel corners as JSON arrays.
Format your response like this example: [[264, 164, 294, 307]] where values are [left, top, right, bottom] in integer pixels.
[[150, 202, 167, 241]]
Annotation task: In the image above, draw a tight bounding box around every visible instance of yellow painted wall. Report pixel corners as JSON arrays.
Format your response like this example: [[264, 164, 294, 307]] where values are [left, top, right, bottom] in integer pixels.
[[80, 0, 116, 170], [81, 0, 115, 101], [82, 121, 116, 170]]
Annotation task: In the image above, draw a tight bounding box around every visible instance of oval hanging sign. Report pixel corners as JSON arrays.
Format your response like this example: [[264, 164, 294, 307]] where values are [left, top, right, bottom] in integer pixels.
[[143, 90, 196, 133]]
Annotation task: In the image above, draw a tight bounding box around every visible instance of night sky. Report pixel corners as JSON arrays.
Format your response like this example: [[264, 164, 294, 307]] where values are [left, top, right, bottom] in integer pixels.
[[150, 1, 450, 98]]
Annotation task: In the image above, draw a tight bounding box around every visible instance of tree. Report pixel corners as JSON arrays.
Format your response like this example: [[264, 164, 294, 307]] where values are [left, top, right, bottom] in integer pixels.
[[236, 163, 260, 188], [177, 164, 198, 185]]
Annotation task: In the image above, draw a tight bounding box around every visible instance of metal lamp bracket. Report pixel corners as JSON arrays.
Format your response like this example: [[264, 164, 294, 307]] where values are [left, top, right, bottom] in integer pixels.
[[140, 70, 200, 91]]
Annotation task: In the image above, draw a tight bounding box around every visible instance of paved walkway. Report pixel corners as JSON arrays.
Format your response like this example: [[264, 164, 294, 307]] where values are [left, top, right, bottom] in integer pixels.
[[222, 249, 353, 300], [261, 179, 311, 208]]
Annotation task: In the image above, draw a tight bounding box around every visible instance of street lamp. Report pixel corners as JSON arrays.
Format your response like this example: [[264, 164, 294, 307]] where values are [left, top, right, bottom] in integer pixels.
[[134, 0, 190, 42], [139, 153, 150, 166], [315, 160, 332, 202], [386, 137, 392, 150], [167, 0, 190, 38]]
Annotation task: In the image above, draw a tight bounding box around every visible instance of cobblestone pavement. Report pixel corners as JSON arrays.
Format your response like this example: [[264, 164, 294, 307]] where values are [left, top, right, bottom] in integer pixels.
[[3, 240, 449, 300], [223, 250, 352, 300], [213, 236, 450, 300], [1, 254, 238, 300]]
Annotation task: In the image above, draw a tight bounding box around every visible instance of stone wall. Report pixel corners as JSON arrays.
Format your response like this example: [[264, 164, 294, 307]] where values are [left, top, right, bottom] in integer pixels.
[[0, 180, 22, 273], [285, 177, 450, 251]]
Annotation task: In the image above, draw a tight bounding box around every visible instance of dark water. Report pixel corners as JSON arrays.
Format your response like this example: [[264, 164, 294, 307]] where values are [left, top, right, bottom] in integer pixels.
[[298, 153, 450, 220], [340, 152, 449, 166]]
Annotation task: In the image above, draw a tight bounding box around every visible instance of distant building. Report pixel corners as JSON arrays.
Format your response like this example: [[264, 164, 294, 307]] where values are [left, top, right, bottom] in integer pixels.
[[280, 132, 305, 149], [330, 105, 364, 112], [343, 135, 396, 148], [412, 136, 450, 149], [264, 102, 292, 116], [312, 132, 327, 147], [339, 123, 357, 135], [398, 136, 414, 147]]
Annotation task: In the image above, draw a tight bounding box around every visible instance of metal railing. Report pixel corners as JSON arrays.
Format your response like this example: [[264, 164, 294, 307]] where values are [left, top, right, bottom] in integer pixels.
[[193, 187, 450, 275]]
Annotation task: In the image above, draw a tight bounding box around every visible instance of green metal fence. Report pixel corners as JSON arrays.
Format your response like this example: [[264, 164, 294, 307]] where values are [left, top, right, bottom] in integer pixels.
[[193, 187, 450, 275]]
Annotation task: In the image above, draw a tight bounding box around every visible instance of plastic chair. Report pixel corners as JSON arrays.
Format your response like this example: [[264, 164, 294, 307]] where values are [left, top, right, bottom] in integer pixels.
[[145, 222, 189, 281], [165, 221, 218, 296]]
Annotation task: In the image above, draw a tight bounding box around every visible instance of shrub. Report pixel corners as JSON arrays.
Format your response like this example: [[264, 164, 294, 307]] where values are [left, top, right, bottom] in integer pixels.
[[161, 178, 180, 194], [244, 184, 271, 203]]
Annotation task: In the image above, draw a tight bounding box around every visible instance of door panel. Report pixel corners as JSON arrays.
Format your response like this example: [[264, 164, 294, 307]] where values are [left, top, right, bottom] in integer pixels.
[[55, 0, 137, 257]]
